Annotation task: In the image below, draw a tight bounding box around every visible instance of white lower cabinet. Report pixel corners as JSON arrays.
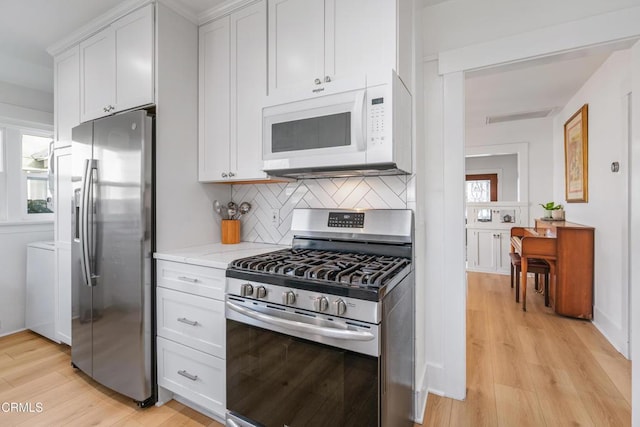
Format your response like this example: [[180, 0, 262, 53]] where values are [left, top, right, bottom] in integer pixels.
[[466, 229, 511, 275], [156, 261, 226, 419], [157, 337, 225, 415]]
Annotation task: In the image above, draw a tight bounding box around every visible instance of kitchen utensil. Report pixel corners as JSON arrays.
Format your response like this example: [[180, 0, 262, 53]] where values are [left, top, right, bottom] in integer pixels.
[[213, 200, 225, 218], [228, 201, 237, 211], [237, 202, 252, 220], [228, 207, 237, 220]]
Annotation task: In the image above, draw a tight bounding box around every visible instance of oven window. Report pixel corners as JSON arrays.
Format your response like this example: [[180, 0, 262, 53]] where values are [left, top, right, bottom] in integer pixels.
[[272, 112, 351, 153], [227, 320, 378, 427]]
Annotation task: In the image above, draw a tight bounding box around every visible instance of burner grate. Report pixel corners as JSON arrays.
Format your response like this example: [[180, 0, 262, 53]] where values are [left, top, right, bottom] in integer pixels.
[[229, 249, 410, 288]]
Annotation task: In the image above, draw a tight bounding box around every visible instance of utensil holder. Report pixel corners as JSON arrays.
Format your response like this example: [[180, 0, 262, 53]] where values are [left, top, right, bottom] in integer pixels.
[[221, 219, 240, 244]]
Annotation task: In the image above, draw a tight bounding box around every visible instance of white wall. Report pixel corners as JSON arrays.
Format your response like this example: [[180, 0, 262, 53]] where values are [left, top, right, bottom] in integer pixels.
[[0, 223, 53, 336], [154, 4, 229, 251], [465, 154, 518, 201], [552, 50, 631, 356], [466, 119, 554, 224]]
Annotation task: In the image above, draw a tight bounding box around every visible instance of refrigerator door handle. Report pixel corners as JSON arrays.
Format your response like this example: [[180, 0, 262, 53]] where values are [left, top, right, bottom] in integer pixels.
[[80, 159, 97, 287]]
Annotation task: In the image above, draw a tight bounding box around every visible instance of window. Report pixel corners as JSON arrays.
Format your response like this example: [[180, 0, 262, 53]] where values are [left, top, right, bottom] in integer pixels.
[[22, 133, 53, 215], [466, 173, 498, 202]]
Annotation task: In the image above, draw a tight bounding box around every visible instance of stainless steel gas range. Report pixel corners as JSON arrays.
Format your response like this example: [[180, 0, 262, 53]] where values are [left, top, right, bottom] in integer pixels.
[[225, 208, 415, 427]]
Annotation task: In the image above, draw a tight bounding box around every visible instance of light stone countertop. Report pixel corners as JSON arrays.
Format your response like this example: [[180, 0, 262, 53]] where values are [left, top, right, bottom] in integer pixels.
[[154, 242, 286, 269]]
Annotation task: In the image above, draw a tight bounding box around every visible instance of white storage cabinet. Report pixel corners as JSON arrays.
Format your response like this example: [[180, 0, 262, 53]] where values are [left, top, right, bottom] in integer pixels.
[[80, 4, 154, 122], [156, 260, 227, 418], [199, 1, 268, 182], [268, 0, 405, 98]]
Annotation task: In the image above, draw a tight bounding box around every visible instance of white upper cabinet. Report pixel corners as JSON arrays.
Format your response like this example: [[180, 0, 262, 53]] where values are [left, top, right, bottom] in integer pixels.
[[80, 4, 154, 122], [199, 1, 268, 182], [268, 0, 399, 99], [199, 16, 231, 182], [80, 29, 115, 122], [229, 2, 268, 181], [54, 46, 80, 148], [268, 0, 325, 94]]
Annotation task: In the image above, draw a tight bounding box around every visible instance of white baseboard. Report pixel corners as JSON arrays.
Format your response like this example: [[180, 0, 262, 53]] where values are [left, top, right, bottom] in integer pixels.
[[593, 307, 629, 358], [0, 328, 27, 338]]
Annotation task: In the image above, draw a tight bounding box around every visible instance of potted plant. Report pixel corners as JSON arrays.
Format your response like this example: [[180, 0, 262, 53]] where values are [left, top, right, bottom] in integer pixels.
[[539, 202, 564, 220]]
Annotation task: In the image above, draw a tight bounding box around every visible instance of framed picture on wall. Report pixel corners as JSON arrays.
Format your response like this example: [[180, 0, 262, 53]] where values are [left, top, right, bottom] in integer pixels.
[[564, 104, 589, 202]]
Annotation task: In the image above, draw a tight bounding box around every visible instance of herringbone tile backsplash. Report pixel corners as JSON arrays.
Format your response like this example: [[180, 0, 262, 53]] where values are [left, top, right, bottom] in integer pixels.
[[231, 175, 416, 244]]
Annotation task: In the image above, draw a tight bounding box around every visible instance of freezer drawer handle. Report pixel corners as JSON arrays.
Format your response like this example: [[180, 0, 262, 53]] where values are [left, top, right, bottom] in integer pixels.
[[177, 370, 198, 381], [177, 317, 199, 326], [177, 276, 199, 283]]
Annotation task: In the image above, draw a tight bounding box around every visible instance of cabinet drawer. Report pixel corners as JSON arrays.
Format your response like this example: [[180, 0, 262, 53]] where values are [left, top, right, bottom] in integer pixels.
[[157, 337, 225, 416], [157, 287, 225, 358], [156, 260, 225, 300]]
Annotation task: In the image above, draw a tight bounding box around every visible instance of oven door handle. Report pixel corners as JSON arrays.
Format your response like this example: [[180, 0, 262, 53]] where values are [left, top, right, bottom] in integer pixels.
[[226, 301, 375, 341]]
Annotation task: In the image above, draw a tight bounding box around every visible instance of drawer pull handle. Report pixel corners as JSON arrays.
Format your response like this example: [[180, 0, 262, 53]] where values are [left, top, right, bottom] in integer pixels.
[[177, 370, 198, 381], [177, 276, 199, 283], [177, 317, 199, 326]]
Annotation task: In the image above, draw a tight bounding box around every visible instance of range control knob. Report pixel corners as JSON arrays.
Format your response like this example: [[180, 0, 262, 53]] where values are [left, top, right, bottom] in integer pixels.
[[283, 290, 296, 305], [240, 283, 254, 297], [314, 296, 329, 312], [256, 286, 267, 299], [334, 299, 347, 316]]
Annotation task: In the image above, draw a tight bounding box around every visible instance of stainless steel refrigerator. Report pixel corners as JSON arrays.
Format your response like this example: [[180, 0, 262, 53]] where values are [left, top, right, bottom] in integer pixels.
[[71, 110, 154, 407]]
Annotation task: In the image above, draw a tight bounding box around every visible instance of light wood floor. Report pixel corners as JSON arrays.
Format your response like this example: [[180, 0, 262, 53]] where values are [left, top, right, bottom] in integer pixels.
[[423, 272, 631, 426], [0, 272, 630, 426]]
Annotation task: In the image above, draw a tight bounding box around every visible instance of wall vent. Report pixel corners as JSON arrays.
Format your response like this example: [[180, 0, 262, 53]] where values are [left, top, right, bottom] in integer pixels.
[[485, 109, 554, 124]]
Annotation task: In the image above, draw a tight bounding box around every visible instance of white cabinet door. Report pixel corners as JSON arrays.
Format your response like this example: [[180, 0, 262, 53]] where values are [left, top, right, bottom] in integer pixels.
[[199, 17, 231, 182], [54, 46, 80, 147], [54, 147, 72, 344], [474, 230, 497, 271], [79, 4, 154, 123], [230, 1, 267, 181], [268, 0, 325, 95], [331, 0, 395, 85], [157, 337, 226, 417], [157, 287, 225, 358], [80, 28, 115, 122], [467, 228, 511, 275], [496, 230, 512, 274], [113, 4, 154, 113]]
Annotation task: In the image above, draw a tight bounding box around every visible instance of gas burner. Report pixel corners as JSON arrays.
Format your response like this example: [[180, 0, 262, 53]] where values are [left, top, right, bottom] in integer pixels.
[[229, 248, 410, 289]]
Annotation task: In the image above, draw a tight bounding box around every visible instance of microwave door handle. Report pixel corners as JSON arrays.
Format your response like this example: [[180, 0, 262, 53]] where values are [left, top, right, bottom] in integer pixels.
[[353, 90, 366, 150]]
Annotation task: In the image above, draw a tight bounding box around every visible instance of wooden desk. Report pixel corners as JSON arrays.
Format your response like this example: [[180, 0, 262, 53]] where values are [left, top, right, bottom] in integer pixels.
[[511, 220, 594, 318]]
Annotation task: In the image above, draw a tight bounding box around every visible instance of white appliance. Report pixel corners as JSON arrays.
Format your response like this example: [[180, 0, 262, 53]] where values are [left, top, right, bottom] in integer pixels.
[[26, 241, 57, 342], [262, 71, 412, 178]]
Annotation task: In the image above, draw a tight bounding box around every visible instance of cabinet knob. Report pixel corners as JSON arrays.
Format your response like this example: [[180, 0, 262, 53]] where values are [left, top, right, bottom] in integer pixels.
[[324, 75, 331, 83], [221, 172, 228, 178], [228, 172, 235, 177], [314, 78, 322, 85]]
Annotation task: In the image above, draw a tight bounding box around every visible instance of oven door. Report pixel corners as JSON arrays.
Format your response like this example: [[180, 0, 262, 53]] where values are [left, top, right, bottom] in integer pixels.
[[226, 297, 380, 427]]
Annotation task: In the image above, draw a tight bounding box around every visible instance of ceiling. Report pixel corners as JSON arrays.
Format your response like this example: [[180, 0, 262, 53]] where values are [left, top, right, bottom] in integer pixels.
[[465, 39, 638, 128]]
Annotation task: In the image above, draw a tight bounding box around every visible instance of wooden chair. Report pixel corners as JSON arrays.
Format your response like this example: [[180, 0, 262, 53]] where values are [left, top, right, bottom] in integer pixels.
[[509, 252, 550, 307]]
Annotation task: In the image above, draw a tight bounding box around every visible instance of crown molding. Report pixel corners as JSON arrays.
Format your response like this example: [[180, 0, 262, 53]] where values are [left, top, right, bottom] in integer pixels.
[[46, 0, 153, 57], [157, 0, 198, 24], [198, 0, 258, 25]]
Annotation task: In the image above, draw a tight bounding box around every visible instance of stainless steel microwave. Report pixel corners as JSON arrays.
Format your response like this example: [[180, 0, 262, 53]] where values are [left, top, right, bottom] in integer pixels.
[[262, 71, 412, 178]]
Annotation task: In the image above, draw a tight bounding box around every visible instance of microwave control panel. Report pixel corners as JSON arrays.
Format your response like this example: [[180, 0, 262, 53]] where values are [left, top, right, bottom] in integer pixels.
[[369, 97, 386, 147]]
